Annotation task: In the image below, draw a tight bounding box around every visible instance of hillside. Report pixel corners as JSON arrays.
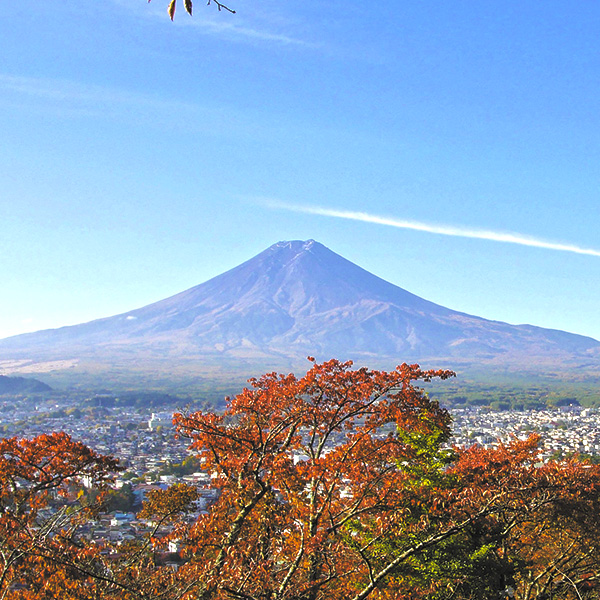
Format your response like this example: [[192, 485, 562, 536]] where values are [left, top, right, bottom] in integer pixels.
[[0, 375, 52, 394]]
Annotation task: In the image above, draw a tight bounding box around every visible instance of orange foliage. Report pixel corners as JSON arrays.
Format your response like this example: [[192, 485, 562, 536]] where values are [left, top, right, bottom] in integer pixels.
[[3, 361, 600, 600], [0, 432, 120, 598], [170, 358, 455, 600], [446, 437, 600, 599]]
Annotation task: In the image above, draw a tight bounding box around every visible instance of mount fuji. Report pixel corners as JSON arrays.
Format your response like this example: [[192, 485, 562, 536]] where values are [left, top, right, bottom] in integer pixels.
[[1, 240, 598, 381]]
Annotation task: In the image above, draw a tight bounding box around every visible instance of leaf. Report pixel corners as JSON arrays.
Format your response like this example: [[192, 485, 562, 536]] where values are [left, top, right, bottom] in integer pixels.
[[184, 0, 193, 16], [168, 0, 176, 21]]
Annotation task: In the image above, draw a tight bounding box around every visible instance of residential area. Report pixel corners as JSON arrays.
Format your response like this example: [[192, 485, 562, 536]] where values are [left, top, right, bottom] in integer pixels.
[[1, 391, 600, 550]]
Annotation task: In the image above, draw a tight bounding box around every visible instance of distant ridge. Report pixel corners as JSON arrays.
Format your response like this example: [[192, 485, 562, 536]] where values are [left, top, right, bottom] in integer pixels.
[[0, 375, 52, 394], [1, 240, 599, 380]]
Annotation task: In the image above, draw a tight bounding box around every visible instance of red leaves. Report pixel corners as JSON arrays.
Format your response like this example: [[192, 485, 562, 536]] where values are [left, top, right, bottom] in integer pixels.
[[0, 431, 120, 490], [0, 433, 122, 598], [171, 358, 456, 599], [5, 362, 600, 599], [139, 482, 199, 522], [168, 360, 600, 599]]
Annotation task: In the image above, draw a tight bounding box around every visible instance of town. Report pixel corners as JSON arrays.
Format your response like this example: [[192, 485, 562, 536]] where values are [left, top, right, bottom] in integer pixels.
[[1, 388, 599, 582], [2, 392, 599, 483]]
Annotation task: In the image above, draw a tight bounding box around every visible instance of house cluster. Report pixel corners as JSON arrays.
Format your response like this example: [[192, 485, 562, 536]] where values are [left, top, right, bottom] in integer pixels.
[[76, 481, 220, 551], [2, 393, 600, 548], [71, 403, 600, 548], [451, 405, 600, 459]]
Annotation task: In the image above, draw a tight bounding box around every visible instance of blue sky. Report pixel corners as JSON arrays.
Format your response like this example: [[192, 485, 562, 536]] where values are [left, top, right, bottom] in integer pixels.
[[2, 1, 600, 342]]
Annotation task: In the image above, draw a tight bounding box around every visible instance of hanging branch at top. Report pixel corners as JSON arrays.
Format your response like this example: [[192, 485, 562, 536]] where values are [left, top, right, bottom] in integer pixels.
[[149, 0, 236, 21], [207, 0, 236, 13]]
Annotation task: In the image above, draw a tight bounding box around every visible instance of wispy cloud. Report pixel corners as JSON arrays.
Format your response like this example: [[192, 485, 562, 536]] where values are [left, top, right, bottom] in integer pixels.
[[0, 74, 195, 113], [0, 74, 244, 134], [265, 200, 600, 258], [179, 16, 313, 46]]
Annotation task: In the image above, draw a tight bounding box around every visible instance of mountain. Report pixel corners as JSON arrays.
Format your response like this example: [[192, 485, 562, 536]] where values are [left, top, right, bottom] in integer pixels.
[[1, 240, 599, 381], [0, 375, 52, 395]]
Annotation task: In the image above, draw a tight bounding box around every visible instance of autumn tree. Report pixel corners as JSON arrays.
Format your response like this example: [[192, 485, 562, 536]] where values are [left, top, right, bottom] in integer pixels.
[[0, 433, 195, 599], [4, 361, 600, 600], [0, 432, 120, 598], [152, 358, 454, 600], [139, 358, 600, 600], [443, 438, 600, 600], [357, 433, 600, 600]]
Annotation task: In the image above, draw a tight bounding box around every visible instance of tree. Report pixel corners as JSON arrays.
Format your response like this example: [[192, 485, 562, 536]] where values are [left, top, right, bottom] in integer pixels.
[[148, 358, 600, 600], [161, 358, 456, 600], [0, 433, 197, 599], [149, 0, 236, 21], [446, 438, 600, 599], [0, 432, 120, 598]]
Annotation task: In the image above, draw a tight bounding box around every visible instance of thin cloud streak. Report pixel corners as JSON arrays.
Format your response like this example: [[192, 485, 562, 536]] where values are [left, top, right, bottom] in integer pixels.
[[0, 74, 244, 134], [269, 201, 600, 258], [180, 18, 313, 46], [0, 74, 196, 112]]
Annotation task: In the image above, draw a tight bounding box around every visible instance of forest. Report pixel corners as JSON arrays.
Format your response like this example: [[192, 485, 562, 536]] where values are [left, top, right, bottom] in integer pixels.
[[2, 359, 600, 599]]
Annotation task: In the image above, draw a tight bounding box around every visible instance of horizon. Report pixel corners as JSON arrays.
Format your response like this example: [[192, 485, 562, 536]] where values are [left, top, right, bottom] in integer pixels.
[[2, 2, 600, 342]]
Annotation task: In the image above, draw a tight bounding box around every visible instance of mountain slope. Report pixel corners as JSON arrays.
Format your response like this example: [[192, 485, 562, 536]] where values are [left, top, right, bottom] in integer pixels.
[[1, 240, 598, 371], [0, 375, 52, 394]]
